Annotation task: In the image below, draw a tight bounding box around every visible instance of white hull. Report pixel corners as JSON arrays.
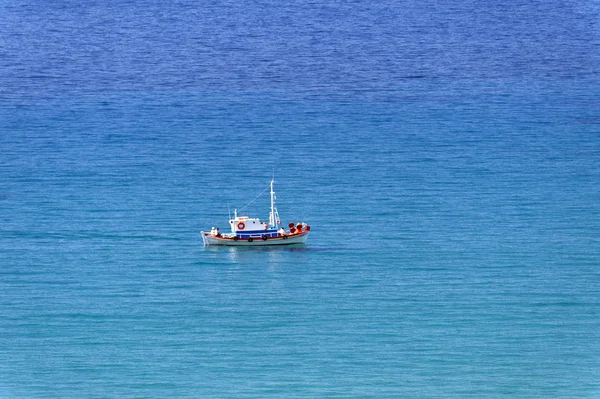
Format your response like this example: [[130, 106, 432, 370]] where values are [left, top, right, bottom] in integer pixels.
[[202, 231, 309, 246]]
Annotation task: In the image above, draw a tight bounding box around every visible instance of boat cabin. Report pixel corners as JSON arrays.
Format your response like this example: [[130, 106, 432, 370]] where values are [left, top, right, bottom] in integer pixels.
[[229, 216, 278, 239]]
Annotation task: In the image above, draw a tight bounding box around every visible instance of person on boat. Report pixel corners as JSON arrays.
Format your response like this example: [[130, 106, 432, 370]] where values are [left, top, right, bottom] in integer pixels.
[[210, 227, 216, 236], [278, 227, 286, 236], [215, 228, 221, 237]]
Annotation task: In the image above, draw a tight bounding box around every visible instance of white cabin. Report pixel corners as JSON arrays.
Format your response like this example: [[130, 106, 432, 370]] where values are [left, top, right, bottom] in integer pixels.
[[229, 217, 268, 233]]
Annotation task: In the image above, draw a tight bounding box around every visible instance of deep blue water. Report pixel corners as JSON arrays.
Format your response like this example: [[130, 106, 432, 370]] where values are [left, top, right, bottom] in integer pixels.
[[1, 0, 600, 398]]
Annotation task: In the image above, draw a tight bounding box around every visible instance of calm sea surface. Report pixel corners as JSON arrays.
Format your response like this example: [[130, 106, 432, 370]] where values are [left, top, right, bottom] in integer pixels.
[[1, 0, 600, 397]]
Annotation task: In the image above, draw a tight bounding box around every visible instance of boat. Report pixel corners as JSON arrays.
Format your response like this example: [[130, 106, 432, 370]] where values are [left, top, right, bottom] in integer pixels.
[[201, 179, 310, 246]]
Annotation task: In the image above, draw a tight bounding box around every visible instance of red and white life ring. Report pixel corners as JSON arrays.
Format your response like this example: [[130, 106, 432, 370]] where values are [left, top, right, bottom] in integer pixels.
[[237, 222, 245, 230]]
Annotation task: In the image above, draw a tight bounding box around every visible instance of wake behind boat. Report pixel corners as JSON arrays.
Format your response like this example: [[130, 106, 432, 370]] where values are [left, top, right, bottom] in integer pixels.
[[201, 179, 310, 246]]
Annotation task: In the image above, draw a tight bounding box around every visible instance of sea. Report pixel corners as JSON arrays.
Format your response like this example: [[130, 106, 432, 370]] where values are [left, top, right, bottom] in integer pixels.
[[1, 0, 600, 397]]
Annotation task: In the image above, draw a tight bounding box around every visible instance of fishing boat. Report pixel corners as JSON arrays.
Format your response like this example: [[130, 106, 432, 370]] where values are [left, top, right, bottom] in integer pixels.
[[201, 179, 310, 246]]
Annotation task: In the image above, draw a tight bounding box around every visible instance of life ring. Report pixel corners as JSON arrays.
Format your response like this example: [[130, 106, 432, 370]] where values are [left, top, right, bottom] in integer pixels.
[[289, 222, 295, 228], [262, 235, 268, 241], [237, 222, 245, 230], [248, 237, 253, 242], [290, 227, 296, 234]]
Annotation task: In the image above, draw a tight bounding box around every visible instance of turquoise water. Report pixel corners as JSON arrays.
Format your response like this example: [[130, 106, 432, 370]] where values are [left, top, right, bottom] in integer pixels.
[[2, 1, 600, 397]]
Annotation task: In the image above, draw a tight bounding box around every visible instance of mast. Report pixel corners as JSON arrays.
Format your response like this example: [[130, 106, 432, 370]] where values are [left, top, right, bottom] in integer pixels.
[[269, 178, 276, 227]]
